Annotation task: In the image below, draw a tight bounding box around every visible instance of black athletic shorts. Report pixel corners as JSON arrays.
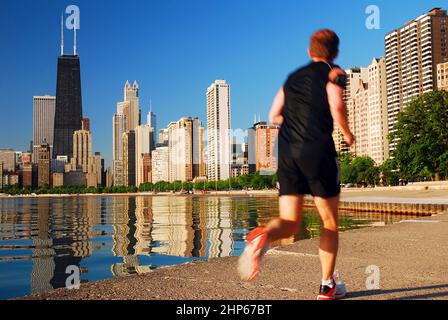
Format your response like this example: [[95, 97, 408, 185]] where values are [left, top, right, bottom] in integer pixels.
[[277, 148, 341, 198]]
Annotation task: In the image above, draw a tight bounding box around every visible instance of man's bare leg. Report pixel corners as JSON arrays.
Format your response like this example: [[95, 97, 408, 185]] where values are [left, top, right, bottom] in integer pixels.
[[314, 195, 340, 280], [265, 195, 304, 242]]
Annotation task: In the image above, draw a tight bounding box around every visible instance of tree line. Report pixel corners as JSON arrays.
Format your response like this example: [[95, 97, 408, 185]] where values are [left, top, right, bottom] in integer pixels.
[[1, 172, 277, 195]]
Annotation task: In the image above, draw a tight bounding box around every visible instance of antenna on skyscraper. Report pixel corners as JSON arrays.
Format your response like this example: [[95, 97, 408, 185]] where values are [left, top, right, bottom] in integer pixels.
[[150, 99, 152, 112], [254, 114, 257, 125], [60, 15, 64, 56], [73, 20, 77, 56]]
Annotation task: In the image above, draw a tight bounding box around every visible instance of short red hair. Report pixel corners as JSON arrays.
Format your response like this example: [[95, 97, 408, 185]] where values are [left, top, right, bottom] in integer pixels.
[[309, 29, 340, 61]]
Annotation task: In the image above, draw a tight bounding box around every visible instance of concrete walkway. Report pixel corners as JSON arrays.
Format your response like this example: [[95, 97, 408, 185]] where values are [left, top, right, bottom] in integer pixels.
[[23, 209, 448, 300]]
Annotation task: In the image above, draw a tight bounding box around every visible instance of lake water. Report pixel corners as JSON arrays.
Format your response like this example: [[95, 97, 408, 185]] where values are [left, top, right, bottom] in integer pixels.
[[0, 195, 410, 300]]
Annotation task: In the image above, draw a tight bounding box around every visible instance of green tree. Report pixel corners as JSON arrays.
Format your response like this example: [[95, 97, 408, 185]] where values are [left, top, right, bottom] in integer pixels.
[[378, 159, 400, 186], [339, 155, 378, 186], [389, 90, 448, 181]]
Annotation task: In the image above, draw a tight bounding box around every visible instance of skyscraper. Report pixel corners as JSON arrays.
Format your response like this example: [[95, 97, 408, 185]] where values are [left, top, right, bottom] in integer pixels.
[[0, 163, 3, 190], [0, 149, 17, 172], [138, 154, 152, 185], [135, 124, 155, 186], [167, 117, 205, 182], [33, 96, 55, 163], [21, 162, 33, 188], [206, 80, 231, 181], [251, 121, 279, 175], [367, 57, 389, 164], [113, 81, 141, 186], [72, 128, 92, 173], [333, 67, 368, 154], [124, 81, 140, 131], [151, 146, 169, 183], [86, 152, 104, 187], [385, 8, 448, 152], [338, 59, 389, 165], [53, 31, 83, 159], [37, 142, 51, 187], [147, 108, 157, 145], [158, 128, 169, 146], [112, 113, 127, 186], [352, 80, 370, 157], [123, 131, 136, 186], [51, 155, 68, 173]]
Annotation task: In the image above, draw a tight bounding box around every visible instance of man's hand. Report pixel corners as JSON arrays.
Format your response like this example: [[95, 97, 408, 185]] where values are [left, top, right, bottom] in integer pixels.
[[344, 132, 355, 147], [271, 115, 284, 126], [269, 88, 285, 126]]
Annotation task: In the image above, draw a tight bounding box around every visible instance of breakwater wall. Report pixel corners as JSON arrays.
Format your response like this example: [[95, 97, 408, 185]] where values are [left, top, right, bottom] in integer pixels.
[[304, 199, 447, 216]]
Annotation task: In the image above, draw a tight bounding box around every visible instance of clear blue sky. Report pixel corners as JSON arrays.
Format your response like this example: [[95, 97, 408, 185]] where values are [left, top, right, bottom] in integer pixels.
[[0, 0, 446, 165]]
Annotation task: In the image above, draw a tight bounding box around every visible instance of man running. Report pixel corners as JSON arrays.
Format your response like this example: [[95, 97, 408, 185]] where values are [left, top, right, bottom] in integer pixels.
[[238, 29, 354, 300]]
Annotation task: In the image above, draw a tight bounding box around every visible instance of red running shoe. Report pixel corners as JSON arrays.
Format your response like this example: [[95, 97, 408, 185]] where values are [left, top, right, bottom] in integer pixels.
[[316, 278, 347, 300], [237, 227, 270, 282]]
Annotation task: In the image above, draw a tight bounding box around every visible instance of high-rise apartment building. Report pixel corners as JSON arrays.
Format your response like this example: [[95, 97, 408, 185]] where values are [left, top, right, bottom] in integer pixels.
[[251, 121, 279, 175], [112, 113, 127, 186], [167, 117, 205, 182], [37, 143, 51, 187], [138, 153, 152, 185], [333, 68, 368, 153], [158, 128, 169, 146], [20, 153, 33, 188], [437, 61, 448, 90], [151, 146, 169, 183], [86, 152, 103, 187], [33, 96, 55, 163], [135, 124, 155, 186], [385, 8, 448, 152], [206, 80, 231, 181], [123, 130, 136, 186], [352, 81, 370, 157], [21, 163, 33, 188], [342, 59, 389, 165], [367, 58, 389, 164], [0, 149, 16, 172], [0, 163, 3, 190]]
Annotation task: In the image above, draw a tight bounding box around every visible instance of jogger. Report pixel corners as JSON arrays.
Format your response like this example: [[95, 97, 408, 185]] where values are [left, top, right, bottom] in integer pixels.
[[238, 29, 355, 300]]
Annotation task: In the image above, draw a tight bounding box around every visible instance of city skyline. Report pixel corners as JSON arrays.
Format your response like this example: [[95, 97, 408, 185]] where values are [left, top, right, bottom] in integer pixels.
[[1, 1, 447, 165]]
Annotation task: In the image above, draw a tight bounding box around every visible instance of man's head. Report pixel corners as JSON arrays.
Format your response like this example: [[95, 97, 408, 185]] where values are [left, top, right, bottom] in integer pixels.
[[308, 29, 340, 62]]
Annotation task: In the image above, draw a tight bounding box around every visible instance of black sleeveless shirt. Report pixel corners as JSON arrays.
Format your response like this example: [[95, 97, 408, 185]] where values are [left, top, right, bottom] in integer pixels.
[[279, 61, 338, 160]]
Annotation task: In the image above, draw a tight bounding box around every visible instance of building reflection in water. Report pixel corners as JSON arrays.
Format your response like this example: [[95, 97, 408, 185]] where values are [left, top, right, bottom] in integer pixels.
[[111, 196, 153, 275], [32, 197, 99, 293], [0, 195, 413, 299], [0, 195, 276, 296], [110, 195, 243, 276]]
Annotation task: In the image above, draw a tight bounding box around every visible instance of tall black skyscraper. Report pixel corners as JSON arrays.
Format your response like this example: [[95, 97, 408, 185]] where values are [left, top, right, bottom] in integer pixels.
[[53, 17, 83, 159]]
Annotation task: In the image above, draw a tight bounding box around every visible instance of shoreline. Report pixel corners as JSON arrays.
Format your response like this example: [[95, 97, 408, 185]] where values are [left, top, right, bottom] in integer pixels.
[[1, 187, 448, 204], [21, 209, 448, 300], [0, 189, 278, 199]]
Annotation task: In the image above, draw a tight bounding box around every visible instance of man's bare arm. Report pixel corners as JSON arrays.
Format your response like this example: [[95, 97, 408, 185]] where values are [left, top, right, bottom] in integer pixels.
[[269, 88, 285, 125], [327, 80, 354, 146]]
